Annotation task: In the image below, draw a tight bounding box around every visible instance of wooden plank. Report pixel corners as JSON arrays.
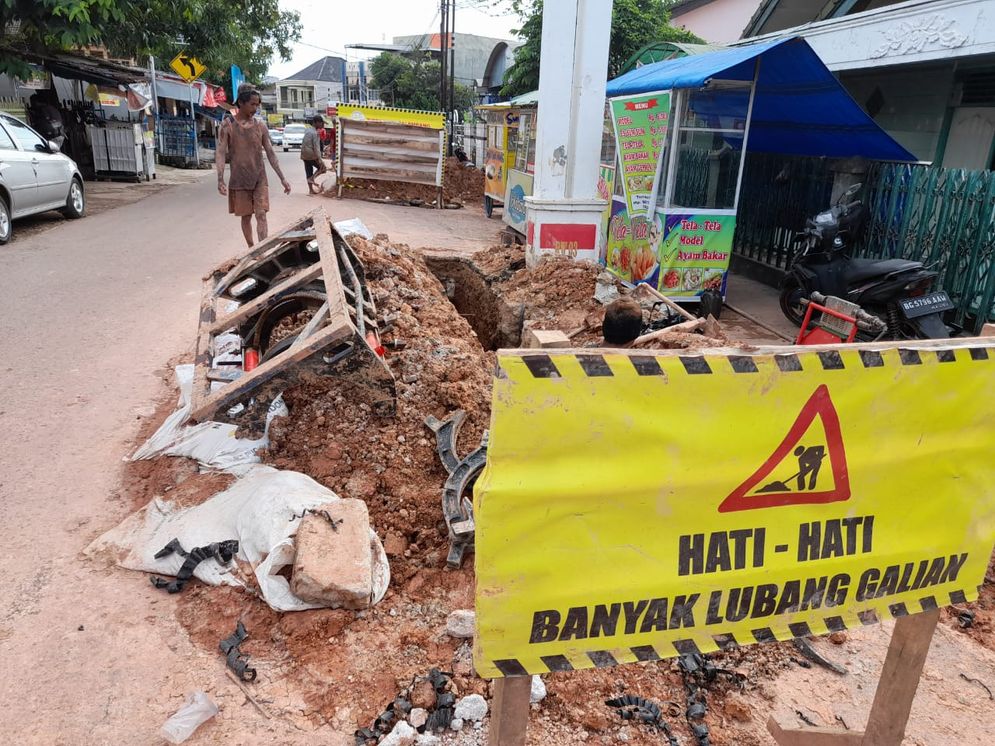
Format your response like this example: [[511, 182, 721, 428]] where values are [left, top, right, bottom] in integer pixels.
[[315, 212, 351, 330], [342, 168, 440, 187], [862, 610, 940, 745], [208, 263, 324, 334], [488, 676, 531, 746], [340, 145, 441, 164], [344, 135, 442, 152], [209, 211, 319, 290], [190, 276, 220, 418], [343, 157, 439, 174], [288, 301, 329, 353], [767, 717, 863, 746], [341, 121, 441, 141], [189, 318, 356, 424]]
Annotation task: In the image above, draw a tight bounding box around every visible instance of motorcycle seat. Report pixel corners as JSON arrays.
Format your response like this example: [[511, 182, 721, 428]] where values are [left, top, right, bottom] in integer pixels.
[[845, 258, 923, 285]]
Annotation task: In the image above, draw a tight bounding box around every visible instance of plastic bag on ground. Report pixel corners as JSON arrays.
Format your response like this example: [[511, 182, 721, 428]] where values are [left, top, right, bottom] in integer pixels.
[[333, 217, 373, 240], [86, 465, 390, 611], [131, 364, 286, 474], [160, 691, 218, 744]]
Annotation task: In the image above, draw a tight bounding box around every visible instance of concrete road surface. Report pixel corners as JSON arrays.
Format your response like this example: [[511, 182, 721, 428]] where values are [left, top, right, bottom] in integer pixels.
[[0, 151, 500, 742]]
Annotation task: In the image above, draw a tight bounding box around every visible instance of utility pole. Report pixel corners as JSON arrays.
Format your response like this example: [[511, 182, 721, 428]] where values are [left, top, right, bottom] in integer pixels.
[[524, 0, 614, 267], [449, 0, 456, 153], [439, 0, 448, 114]]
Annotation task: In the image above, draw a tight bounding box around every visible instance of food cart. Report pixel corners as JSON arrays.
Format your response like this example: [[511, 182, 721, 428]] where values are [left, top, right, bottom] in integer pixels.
[[602, 37, 915, 305], [476, 100, 533, 218], [497, 90, 618, 239]]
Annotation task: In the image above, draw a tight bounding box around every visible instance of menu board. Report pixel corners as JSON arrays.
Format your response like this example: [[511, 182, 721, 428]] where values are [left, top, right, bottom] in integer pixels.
[[657, 213, 735, 297], [608, 91, 671, 214]]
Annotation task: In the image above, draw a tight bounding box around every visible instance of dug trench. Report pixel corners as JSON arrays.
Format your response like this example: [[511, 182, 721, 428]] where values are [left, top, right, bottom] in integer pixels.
[[120, 235, 812, 745]]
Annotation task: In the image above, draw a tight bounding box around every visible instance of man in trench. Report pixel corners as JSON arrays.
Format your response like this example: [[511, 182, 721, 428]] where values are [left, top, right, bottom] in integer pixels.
[[216, 86, 291, 246]]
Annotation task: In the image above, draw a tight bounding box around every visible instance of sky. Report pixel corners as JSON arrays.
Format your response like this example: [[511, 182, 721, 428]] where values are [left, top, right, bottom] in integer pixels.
[[269, 0, 521, 79]]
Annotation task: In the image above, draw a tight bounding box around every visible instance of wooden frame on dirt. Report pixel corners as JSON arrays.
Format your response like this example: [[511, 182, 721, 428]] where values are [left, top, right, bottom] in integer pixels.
[[190, 208, 395, 436], [337, 118, 446, 208]]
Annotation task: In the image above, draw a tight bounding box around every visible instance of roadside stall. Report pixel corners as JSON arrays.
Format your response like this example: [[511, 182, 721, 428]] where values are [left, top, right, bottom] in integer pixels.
[[602, 37, 916, 305], [476, 102, 520, 218]]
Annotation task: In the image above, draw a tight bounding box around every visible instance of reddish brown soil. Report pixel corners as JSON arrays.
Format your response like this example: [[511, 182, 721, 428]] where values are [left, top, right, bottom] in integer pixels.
[[132, 235, 800, 741], [941, 549, 995, 649], [340, 157, 484, 209]]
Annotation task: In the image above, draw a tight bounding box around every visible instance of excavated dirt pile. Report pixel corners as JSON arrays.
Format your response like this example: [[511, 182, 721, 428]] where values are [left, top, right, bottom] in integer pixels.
[[426, 245, 613, 349], [338, 157, 485, 208], [172, 233, 495, 733], [134, 235, 803, 744]]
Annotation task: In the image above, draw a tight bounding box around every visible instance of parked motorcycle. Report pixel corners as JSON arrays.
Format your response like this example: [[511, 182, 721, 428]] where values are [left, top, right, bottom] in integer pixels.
[[779, 184, 953, 339]]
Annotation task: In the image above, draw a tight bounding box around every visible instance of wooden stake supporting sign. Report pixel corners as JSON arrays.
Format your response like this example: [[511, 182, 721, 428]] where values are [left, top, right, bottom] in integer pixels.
[[488, 676, 531, 746], [488, 611, 942, 746], [768, 609, 941, 746]]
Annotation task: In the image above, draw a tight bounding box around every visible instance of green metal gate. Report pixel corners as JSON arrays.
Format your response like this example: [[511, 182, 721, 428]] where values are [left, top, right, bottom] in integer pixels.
[[858, 162, 995, 333]]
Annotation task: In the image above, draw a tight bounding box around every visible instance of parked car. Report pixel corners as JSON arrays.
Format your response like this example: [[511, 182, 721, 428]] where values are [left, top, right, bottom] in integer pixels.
[[0, 113, 85, 244], [282, 123, 307, 152], [268, 128, 283, 146]]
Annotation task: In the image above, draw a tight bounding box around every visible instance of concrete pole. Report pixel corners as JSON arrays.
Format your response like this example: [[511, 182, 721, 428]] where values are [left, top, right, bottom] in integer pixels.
[[524, 0, 613, 267]]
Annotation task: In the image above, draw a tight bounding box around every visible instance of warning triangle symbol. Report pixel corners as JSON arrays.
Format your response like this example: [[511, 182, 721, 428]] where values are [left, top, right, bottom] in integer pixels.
[[718, 384, 850, 513]]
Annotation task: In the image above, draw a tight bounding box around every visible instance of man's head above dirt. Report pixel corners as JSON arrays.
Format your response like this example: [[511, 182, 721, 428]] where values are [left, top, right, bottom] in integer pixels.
[[603, 297, 643, 345], [311, 116, 324, 128]]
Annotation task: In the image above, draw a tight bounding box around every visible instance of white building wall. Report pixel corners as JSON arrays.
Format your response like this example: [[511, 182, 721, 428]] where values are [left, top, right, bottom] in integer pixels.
[[672, 0, 764, 44]]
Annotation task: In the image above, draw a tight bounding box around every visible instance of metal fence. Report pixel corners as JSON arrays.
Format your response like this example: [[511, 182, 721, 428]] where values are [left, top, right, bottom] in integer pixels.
[[453, 122, 487, 166], [733, 153, 835, 272], [733, 153, 995, 332], [859, 162, 995, 332]]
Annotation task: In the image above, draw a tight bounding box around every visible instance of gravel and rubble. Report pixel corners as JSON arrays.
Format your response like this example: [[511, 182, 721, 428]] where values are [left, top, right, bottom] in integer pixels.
[[120, 233, 836, 744]]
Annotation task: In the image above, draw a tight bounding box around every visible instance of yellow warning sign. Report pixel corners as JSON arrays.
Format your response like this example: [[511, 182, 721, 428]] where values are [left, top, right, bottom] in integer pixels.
[[474, 343, 995, 678], [169, 53, 206, 83], [336, 104, 444, 130]]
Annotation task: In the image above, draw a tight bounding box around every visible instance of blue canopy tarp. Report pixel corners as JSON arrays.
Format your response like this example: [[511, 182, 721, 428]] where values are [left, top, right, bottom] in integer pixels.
[[606, 37, 915, 162]]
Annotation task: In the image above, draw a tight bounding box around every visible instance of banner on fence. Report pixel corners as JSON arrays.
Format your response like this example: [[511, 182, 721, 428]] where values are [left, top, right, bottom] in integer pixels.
[[474, 343, 995, 677]]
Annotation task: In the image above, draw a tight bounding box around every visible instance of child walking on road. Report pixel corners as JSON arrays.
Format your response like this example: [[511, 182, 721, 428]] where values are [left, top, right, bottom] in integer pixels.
[[301, 115, 326, 195], [216, 86, 291, 247]]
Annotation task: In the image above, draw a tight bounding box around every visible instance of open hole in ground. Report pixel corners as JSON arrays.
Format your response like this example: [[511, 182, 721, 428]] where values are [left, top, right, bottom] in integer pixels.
[[424, 254, 527, 351]]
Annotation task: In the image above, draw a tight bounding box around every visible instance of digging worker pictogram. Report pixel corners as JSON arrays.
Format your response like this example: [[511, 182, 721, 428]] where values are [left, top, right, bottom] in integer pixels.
[[757, 444, 827, 494]]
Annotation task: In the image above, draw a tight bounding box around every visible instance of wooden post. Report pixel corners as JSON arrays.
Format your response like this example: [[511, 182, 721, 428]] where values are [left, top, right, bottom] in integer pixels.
[[861, 609, 940, 744], [488, 676, 531, 746], [768, 609, 940, 745]]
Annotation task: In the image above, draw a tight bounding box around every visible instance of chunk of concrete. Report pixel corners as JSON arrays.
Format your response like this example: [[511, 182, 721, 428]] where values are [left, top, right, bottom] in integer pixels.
[[522, 328, 571, 349], [380, 720, 417, 746], [446, 609, 475, 639], [409, 707, 429, 729], [530, 675, 546, 704], [291, 500, 372, 609], [454, 693, 488, 722]]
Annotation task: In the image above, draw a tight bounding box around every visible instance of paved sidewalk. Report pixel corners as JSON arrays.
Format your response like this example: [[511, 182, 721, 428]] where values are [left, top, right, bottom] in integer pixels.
[[725, 270, 798, 343]]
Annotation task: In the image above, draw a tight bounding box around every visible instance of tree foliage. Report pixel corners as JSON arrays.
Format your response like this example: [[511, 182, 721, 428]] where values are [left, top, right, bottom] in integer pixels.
[[501, 0, 701, 97], [0, 0, 301, 84], [369, 52, 476, 114]]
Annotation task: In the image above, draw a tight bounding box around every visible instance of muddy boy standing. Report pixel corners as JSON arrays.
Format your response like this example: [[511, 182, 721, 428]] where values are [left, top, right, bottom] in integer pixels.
[[216, 86, 291, 246]]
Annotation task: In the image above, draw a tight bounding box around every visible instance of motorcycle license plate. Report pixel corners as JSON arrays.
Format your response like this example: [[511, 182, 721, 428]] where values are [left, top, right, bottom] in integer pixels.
[[899, 291, 954, 319]]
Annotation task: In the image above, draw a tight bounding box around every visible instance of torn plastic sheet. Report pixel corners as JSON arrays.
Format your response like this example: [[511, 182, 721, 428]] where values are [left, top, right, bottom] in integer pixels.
[[86, 465, 390, 612], [333, 217, 374, 241], [131, 364, 287, 474]]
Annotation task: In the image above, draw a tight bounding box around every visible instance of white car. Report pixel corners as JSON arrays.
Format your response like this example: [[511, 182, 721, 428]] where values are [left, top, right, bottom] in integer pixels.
[[0, 113, 84, 244], [268, 128, 283, 146], [282, 123, 306, 152]]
